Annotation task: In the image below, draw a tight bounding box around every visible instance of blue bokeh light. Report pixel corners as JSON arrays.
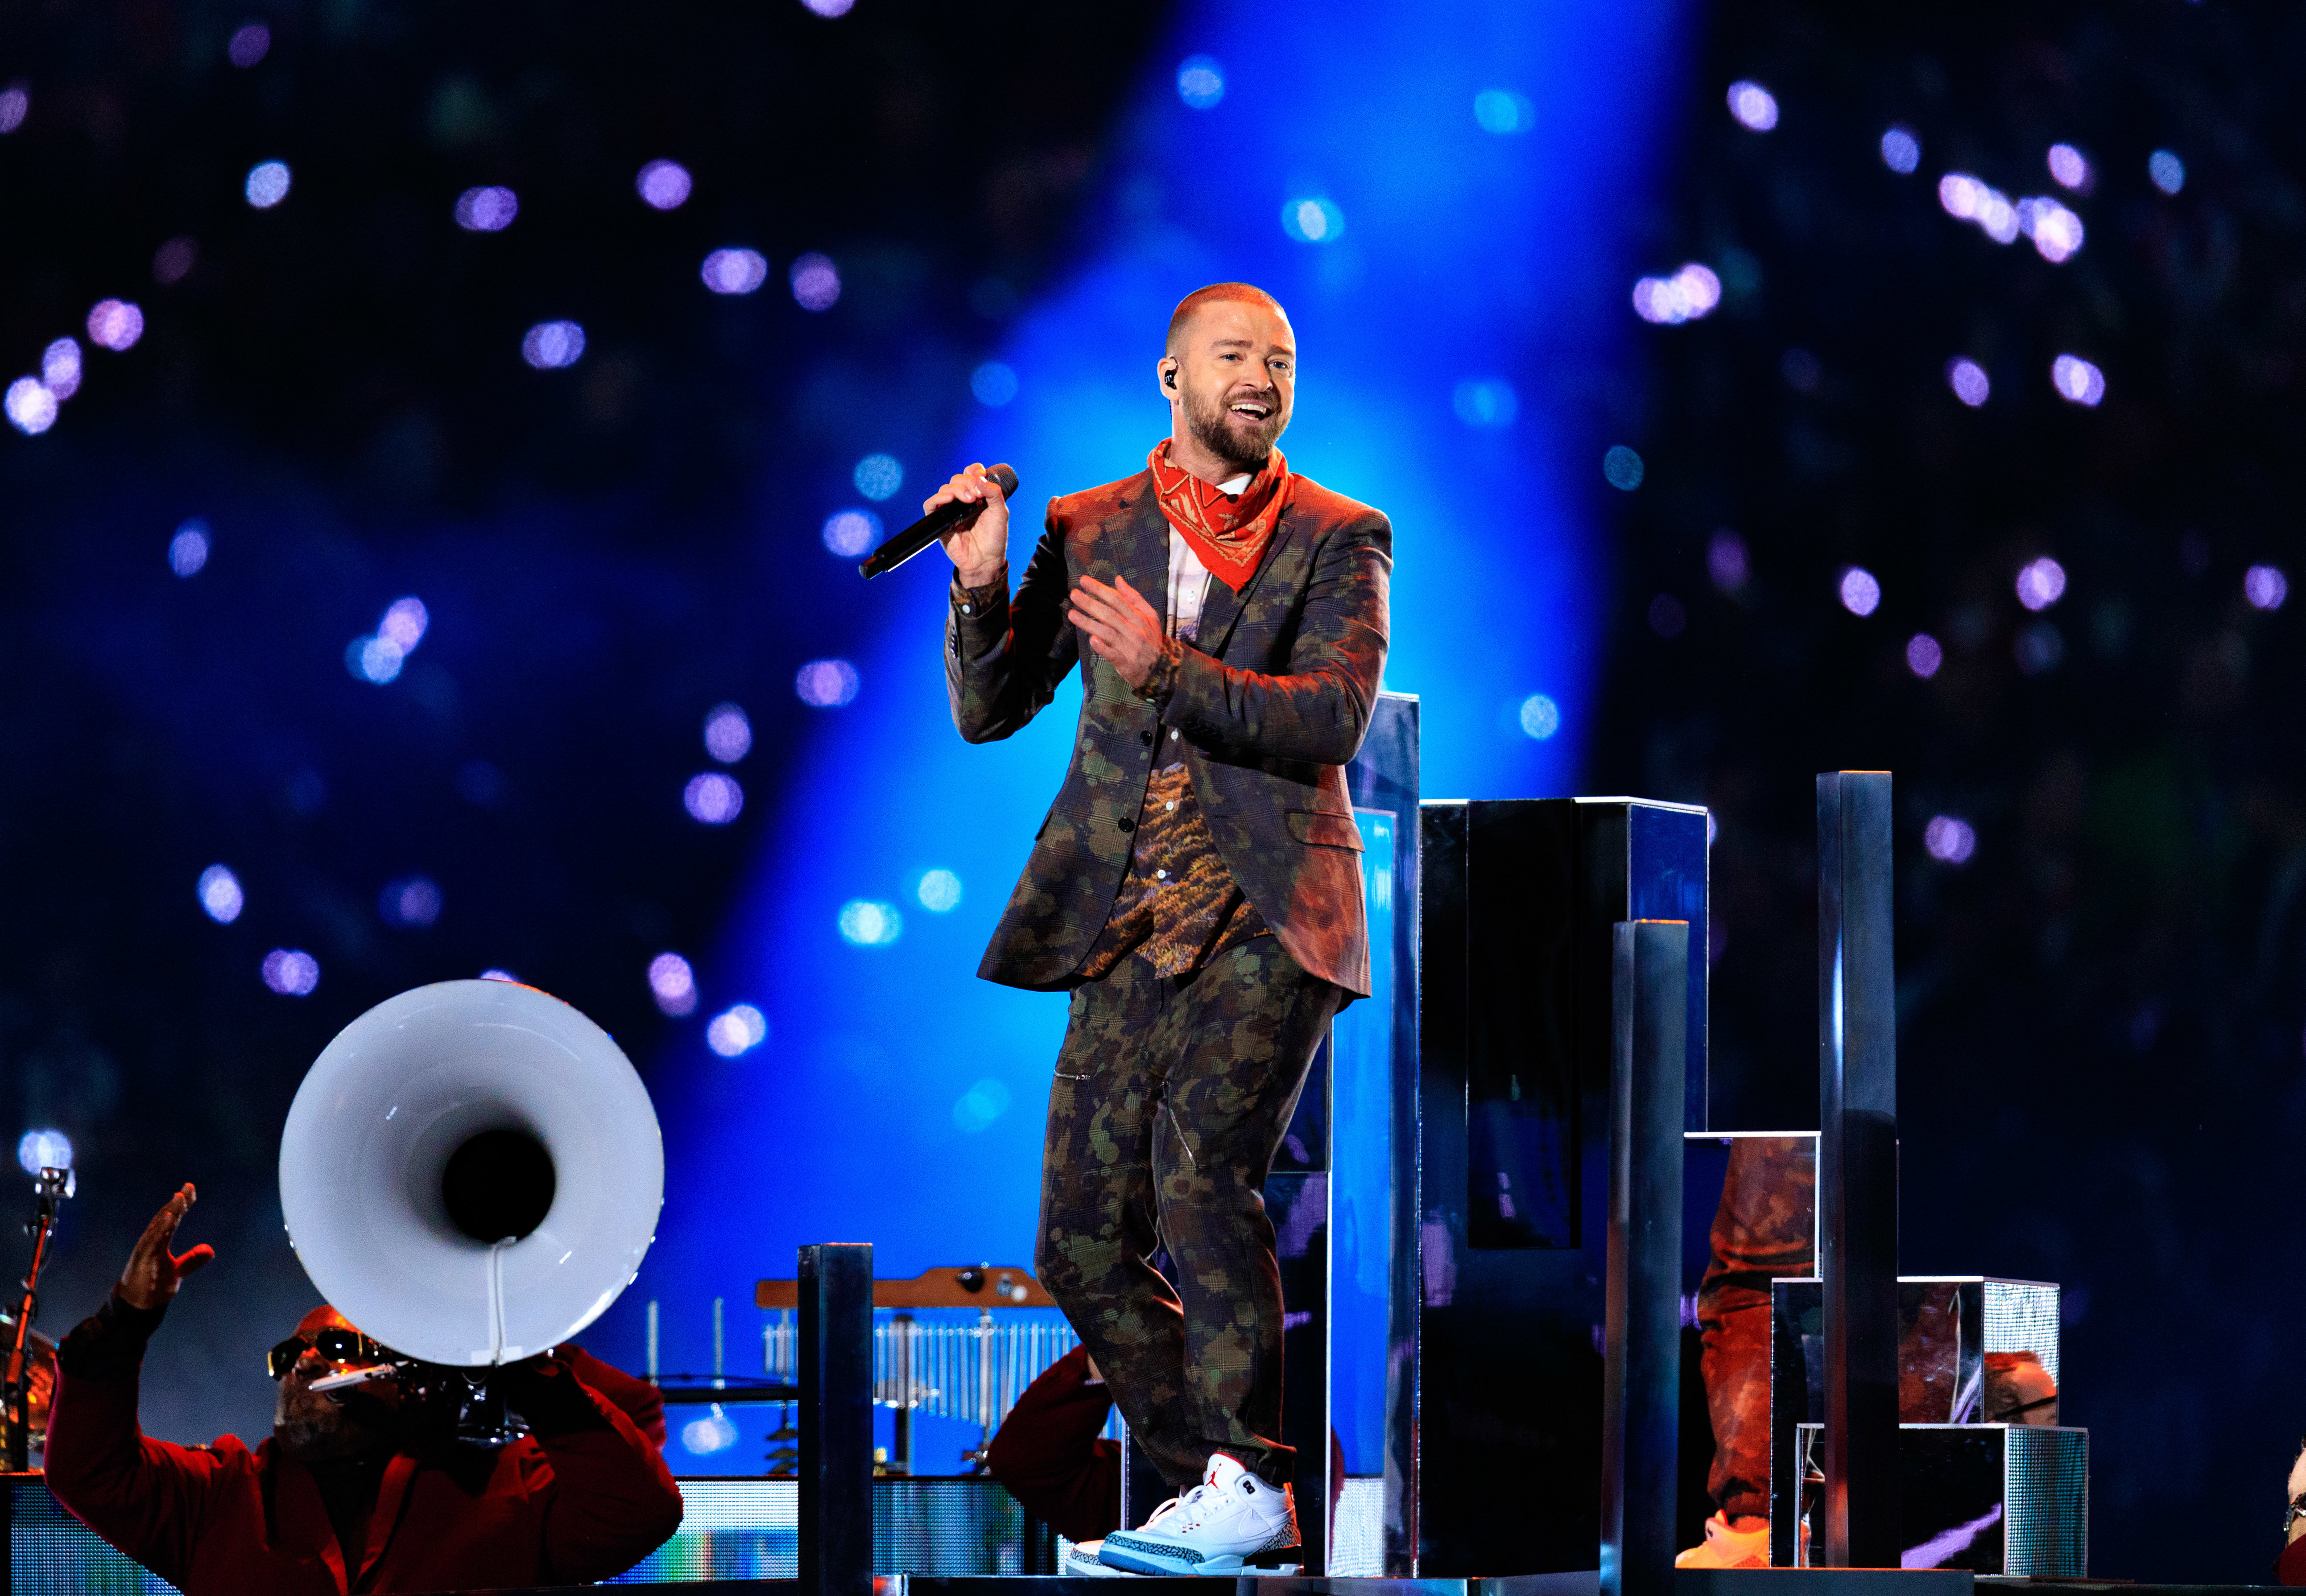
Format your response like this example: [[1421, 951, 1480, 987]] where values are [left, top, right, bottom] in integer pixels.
[[1176, 55, 1225, 109]]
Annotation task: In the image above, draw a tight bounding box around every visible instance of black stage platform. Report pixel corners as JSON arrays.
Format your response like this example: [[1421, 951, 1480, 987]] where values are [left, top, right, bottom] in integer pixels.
[[407, 1574, 2289, 1596]]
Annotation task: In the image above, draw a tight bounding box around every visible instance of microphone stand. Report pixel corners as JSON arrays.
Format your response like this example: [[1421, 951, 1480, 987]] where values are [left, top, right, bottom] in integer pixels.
[[3, 1166, 72, 1471]]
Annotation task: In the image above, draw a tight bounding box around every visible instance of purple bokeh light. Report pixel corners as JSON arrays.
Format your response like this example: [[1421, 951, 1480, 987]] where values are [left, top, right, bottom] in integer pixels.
[[522, 321, 585, 369], [706, 1004, 769, 1056], [2051, 354, 2105, 406], [1707, 529, 1748, 591], [649, 952, 698, 1016], [704, 703, 752, 763], [2016, 557, 2067, 611], [170, 520, 211, 576], [822, 509, 880, 557], [702, 248, 769, 295], [5, 379, 58, 436], [1726, 80, 1777, 131], [2245, 565, 2289, 611], [1906, 633, 1943, 679], [380, 876, 442, 927], [636, 160, 692, 210], [1839, 567, 1881, 617], [2047, 143, 2091, 191], [88, 300, 145, 351], [685, 773, 744, 824], [153, 237, 198, 285], [227, 23, 271, 66], [1946, 358, 1990, 407], [790, 252, 841, 311], [1631, 263, 1721, 325], [795, 659, 861, 708], [455, 186, 519, 232], [42, 338, 82, 400], [262, 949, 320, 996], [1924, 817, 1976, 865], [245, 161, 291, 209], [198, 864, 244, 923]]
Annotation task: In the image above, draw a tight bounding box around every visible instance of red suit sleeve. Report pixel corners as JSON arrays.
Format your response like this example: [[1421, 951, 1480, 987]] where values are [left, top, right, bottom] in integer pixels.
[[41, 1296, 232, 1591], [501, 1351, 685, 1584], [2278, 1535, 2306, 1586], [557, 1343, 668, 1450], [982, 1344, 1121, 1543]]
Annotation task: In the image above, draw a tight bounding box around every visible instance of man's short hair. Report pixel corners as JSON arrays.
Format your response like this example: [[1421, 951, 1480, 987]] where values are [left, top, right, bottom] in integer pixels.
[[1165, 283, 1289, 356]]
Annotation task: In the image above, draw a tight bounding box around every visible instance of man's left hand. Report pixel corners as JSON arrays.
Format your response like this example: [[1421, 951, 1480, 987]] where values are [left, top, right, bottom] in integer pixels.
[[1068, 575, 1165, 692]]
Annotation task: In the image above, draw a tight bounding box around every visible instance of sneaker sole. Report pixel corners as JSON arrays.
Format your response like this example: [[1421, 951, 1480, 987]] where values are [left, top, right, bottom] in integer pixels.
[[1096, 1542, 1302, 1578]]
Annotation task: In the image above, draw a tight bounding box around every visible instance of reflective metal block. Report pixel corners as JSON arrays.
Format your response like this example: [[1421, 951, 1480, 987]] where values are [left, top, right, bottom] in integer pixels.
[[1771, 1277, 2066, 1569], [1785, 1423, 2088, 1576], [1416, 798, 1708, 1576]]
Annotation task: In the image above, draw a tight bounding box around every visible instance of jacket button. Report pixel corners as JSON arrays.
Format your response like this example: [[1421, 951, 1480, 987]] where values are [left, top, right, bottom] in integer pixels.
[[1118, 817, 1135, 832], [1140, 730, 1154, 745]]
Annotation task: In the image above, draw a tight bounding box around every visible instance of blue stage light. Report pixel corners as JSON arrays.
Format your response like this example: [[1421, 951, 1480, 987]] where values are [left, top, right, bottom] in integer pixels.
[[607, 0, 1694, 1419]]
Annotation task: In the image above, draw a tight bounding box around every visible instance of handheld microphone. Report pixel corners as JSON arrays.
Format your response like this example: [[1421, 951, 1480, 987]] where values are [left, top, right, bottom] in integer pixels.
[[858, 463, 1019, 579]]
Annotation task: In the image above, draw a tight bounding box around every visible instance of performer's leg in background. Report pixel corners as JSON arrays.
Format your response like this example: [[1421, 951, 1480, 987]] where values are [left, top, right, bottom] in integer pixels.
[[1696, 1134, 1817, 1525], [1034, 967, 1200, 1487], [1151, 938, 1343, 1492]]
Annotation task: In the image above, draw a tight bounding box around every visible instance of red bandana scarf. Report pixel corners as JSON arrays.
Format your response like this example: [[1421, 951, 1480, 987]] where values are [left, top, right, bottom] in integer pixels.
[[1145, 441, 1292, 592]]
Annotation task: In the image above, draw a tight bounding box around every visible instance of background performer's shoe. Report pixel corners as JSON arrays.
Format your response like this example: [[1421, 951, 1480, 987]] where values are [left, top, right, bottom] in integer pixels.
[[1675, 1511, 1770, 1569], [1097, 1454, 1298, 1576]]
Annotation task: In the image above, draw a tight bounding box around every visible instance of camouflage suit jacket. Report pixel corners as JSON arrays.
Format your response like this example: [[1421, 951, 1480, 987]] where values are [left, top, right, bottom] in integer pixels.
[[946, 466, 1391, 997]]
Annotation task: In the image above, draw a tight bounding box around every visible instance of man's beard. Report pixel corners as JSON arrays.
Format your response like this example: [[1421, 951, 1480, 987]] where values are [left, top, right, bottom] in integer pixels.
[[275, 1380, 386, 1462], [1185, 387, 1286, 473]]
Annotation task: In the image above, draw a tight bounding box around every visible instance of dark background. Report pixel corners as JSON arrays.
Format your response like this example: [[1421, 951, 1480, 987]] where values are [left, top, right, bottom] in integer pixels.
[[4, 0, 2301, 1580], [1603, 0, 2306, 1579]]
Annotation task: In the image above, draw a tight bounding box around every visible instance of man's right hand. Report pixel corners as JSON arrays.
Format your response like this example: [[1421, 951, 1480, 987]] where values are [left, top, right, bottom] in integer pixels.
[[117, 1183, 216, 1312], [926, 463, 1009, 589]]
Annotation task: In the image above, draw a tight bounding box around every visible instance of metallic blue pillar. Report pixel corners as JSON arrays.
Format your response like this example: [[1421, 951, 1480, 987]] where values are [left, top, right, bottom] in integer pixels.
[[799, 1241, 874, 1596], [1600, 920, 1686, 1596], [1816, 772, 1900, 1568]]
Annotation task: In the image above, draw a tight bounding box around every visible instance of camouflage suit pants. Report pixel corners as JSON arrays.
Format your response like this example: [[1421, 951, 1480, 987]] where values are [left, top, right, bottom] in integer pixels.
[[1034, 936, 1343, 1493], [1697, 1135, 1817, 1524]]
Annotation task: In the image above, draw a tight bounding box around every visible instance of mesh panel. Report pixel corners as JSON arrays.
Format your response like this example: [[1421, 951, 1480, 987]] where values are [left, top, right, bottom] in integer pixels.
[[8, 1477, 182, 1594], [2004, 1427, 2088, 1577], [1330, 1476, 1385, 1575], [607, 1476, 1045, 1582], [1981, 1279, 2061, 1386]]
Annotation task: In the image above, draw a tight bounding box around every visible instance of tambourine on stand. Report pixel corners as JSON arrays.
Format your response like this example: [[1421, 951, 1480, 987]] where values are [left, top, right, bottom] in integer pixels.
[[277, 979, 665, 1447]]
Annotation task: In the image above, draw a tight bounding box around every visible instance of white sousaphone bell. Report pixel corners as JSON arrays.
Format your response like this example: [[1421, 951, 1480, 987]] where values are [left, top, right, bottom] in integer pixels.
[[279, 979, 664, 1369]]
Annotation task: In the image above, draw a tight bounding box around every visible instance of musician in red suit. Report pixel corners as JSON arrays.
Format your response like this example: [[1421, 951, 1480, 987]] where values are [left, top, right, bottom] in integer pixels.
[[43, 1183, 684, 1595]]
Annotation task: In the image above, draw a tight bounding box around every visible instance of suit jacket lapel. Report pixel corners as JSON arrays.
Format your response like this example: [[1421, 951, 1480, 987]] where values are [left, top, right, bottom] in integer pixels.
[[1086, 479, 1168, 703], [1195, 503, 1298, 661], [357, 1453, 422, 1583]]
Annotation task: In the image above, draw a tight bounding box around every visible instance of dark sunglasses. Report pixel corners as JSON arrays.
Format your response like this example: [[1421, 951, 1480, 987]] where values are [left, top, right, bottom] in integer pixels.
[[267, 1328, 389, 1379]]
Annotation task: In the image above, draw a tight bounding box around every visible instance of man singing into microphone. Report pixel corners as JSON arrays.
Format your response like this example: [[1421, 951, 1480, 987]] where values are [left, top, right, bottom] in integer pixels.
[[928, 283, 1389, 1575]]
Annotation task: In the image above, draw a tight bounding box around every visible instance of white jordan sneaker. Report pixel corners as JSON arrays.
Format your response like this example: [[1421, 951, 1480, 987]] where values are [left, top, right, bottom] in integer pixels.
[[1097, 1454, 1298, 1576]]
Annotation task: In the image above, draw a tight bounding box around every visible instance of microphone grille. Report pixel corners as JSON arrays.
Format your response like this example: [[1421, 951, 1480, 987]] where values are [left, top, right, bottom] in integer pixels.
[[990, 463, 1019, 495]]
